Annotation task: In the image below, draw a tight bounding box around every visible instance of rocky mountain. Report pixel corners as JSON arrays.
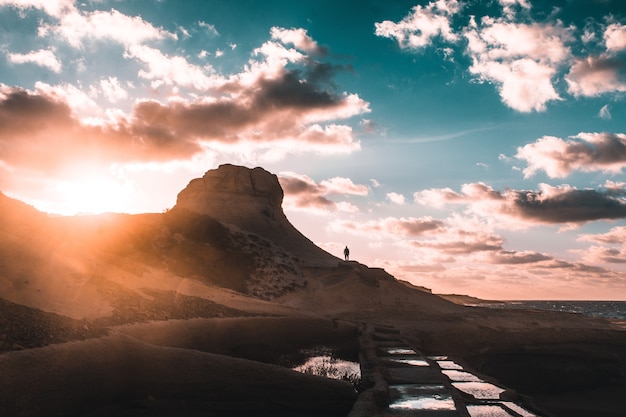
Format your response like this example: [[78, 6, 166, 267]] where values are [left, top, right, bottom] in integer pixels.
[[0, 164, 459, 330]]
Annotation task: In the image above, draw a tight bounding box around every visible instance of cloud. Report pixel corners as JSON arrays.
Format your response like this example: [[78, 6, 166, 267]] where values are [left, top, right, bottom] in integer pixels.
[[6, 48, 62, 72], [330, 214, 505, 258], [578, 226, 626, 245], [330, 216, 445, 239], [604, 23, 626, 52], [0, 0, 75, 17], [270, 27, 324, 55], [566, 55, 626, 96], [279, 172, 367, 213], [375, 1, 626, 113], [484, 250, 553, 264], [386, 192, 405, 205], [516, 132, 626, 178], [408, 231, 503, 255], [576, 246, 626, 264], [463, 16, 573, 112], [415, 182, 626, 227], [599, 104, 611, 119], [37, 7, 177, 48], [198, 21, 219, 36], [374, 0, 461, 50], [0, 24, 369, 175], [125, 44, 215, 91], [98, 77, 128, 103], [498, 0, 531, 18]]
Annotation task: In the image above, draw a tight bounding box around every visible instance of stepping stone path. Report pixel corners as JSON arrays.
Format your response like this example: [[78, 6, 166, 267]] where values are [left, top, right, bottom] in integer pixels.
[[348, 323, 542, 417]]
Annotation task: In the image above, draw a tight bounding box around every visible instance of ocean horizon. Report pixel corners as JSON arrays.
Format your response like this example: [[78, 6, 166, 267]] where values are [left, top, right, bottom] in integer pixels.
[[480, 300, 626, 321]]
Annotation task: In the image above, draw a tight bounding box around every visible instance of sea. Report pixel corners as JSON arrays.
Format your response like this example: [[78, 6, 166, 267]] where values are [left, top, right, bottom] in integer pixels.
[[479, 300, 626, 321]]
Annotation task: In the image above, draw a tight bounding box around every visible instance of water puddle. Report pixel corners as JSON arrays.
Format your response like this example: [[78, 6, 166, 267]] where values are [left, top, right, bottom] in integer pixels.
[[289, 346, 361, 386], [382, 347, 417, 355], [452, 382, 505, 399], [467, 404, 513, 417], [442, 370, 483, 382], [436, 360, 464, 370], [388, 384, 456, 411], [388, 358, 429, 366]]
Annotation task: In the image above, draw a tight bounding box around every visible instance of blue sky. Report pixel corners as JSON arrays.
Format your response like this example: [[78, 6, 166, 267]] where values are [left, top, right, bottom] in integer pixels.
[[1, 0, 626, 299]]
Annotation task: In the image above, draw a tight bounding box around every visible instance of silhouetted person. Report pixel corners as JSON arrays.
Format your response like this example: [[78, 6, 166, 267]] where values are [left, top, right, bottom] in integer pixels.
[[344, 246, 350, 261]]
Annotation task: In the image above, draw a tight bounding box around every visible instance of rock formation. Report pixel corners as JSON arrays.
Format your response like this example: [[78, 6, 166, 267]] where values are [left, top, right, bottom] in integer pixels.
[[174, 164, 337, 266]]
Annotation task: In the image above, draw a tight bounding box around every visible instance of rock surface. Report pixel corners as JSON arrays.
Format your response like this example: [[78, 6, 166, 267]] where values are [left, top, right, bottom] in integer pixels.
[[175, 164, 337, 266]]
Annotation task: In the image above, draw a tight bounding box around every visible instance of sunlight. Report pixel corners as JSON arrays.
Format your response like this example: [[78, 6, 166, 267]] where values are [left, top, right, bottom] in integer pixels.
[[52, 176, 135, 215]]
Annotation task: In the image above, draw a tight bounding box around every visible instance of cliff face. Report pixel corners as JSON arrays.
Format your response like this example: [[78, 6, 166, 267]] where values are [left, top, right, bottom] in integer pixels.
[[175, 164, 337, 267], [175, 164, 284, 236]]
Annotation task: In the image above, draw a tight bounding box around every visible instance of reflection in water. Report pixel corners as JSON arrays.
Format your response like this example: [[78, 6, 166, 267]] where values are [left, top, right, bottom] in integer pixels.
[[452, 382, 505, 399], [436, 360, 464, 370], [442, 370, 483, 382], [500, 402, 538, 417], [293, 355, 361, 383], [388, 384, 456, 411], [389, 358, 429, 366], [466, 404, 513, 417], [384, 347, 417, 355]]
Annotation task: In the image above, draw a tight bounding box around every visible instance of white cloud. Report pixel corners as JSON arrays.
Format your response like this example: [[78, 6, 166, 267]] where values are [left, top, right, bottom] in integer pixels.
[[125, 45, 215, 91], [374, 0, 461, 50], [599, 104, 611, 120], [463, 18, 572, 112], [516, 132, 626, 178], [604, 23, 626, 52], [270, 27, 322, 54], [386, 192, 405, 205], [7, 48, 61, 72], [0, 0, 75, 17], [566, 55, 626, 97], [198, 21, 219, 36], [99, 76, 128, 103], [42, 7, 177, 48]]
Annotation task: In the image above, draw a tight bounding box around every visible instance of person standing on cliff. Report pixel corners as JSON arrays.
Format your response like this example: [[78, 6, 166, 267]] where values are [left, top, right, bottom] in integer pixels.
[[344, 246, 350, 261]]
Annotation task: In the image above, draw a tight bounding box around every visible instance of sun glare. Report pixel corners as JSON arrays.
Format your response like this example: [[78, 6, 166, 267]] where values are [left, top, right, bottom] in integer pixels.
[[52, 176, 135, 215]]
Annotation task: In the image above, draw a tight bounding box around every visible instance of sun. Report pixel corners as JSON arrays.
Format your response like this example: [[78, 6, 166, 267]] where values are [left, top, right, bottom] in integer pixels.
[[51, 175, 136, 216]]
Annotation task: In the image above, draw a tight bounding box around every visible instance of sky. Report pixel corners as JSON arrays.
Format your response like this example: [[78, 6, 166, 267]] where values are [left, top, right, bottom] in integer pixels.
[[1, 0, 626, 300]]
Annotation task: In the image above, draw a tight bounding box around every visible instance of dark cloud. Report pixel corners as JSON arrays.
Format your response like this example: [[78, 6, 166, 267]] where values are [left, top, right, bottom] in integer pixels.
[[590, 247, 626, 264], [410, 235, 503, 255], [507, 187, 626, 223], [417, 182, 626, 226], [516, 132, 626, 178], [0, 88, 73, 135], [279, 174, 366, 213], [487, 250, 553, 264], [396, 218, 444, 236]]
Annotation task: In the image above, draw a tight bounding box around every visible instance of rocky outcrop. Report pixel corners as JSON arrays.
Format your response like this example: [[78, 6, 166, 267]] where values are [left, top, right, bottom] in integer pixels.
[[175, 164, 337, 266]]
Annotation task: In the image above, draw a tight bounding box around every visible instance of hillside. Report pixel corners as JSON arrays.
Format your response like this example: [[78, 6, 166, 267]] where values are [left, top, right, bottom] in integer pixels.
[[0, 164, 625, 417]]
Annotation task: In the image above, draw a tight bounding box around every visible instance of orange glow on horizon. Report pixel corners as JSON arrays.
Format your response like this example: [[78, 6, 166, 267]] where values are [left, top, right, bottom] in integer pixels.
[[46, 175, 136, 215]]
